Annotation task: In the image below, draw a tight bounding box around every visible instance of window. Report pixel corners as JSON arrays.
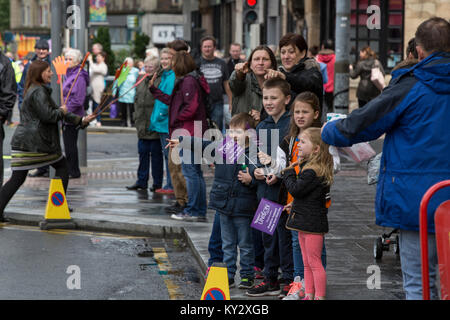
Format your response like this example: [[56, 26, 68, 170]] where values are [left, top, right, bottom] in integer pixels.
[[22, 2, 31, 26], [350, 0, 404, 72], [109, 27, 128, 44], [39, 4, 49, 27]]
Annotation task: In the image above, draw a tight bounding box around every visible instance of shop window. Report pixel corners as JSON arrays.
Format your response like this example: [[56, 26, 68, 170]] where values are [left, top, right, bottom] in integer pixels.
[[350, 0, 404, 72]]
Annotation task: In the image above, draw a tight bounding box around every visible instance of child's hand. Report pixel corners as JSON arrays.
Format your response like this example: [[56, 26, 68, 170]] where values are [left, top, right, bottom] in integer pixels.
[[237, 167, 252, 185], [266, 174, 278, 185], [258, 151, 272, 166], [283, 203, 292, 214], [165, 138, 179, 149], [254, 168, 266, 180]]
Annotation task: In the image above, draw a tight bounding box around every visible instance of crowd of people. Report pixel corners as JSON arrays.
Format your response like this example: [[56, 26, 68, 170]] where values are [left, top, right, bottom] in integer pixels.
[[0, 16, 448, 301]]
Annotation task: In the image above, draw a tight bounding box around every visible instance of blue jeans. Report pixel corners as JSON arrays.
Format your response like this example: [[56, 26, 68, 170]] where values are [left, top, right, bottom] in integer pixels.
[[159, 133, 173, 189], [399, 229, 439, 300], [210, 101, 224, 132], [136, 139, 163, 188], [181, 162, 206, 217], [291, 230, 327, 279], [220, 214, 255, 279], [208, 211, 223, 267]]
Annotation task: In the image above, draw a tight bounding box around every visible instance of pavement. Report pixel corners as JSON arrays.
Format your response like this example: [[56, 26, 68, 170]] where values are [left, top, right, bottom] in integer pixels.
[[2, 125, 405, 300]]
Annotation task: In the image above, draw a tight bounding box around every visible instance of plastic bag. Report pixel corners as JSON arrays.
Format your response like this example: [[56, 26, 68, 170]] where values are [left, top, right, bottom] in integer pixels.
[[340, 142, 376, 163], [367, 152, 382, 185], [109, 103, 118, 119], [326, 113, 376, 163], [329, 146, 341, 173]]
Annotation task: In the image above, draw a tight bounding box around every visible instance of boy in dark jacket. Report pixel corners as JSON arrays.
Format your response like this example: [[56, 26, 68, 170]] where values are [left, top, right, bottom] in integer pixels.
[[246, 78, 294, 297], [168, 113, 259, 289]]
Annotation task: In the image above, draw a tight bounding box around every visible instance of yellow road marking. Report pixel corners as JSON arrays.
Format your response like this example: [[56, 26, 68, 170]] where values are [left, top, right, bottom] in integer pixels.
[[0, 223, 146, 239], [153, 247, 184, 300]]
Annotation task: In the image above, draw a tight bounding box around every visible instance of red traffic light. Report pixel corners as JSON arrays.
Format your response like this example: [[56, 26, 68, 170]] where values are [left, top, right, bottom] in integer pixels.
[[246, 0, 257, 7]]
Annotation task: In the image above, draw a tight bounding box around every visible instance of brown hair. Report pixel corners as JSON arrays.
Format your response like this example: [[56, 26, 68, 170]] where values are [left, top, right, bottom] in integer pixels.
[[361, 46, 377, 59], [279, 33, 308, 54], [167, 39, 189, 52], [24, 60, 50, 95], [172, 51, 197, 78], [248, 45, 278, 70], [200, 35, 217, 47], [300, 128, 334, 186], [229, 112, 257, 130], [288, 91, 321, 138], [262, 77, 291, 97], [415, 17, 450, 54]]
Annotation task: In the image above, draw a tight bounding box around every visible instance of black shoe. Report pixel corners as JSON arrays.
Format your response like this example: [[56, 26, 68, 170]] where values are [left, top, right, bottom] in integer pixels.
[[149, 185, 162, 192], [165, 202, 185, 214], [246, 280, 280, 297], [28, 170, 49, 178], [126, 183, 147, 191]]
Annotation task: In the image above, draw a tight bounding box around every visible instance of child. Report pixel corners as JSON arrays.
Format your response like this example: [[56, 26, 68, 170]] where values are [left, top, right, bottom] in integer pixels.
[[260, 92, 328, 299], [246, 78, 294, 297], [168, 112, 259, 289], [281, 127, 334, 300]]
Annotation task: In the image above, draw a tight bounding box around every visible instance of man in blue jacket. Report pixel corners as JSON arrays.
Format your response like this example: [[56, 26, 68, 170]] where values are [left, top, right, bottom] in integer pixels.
[[321, 17, 450, 300]]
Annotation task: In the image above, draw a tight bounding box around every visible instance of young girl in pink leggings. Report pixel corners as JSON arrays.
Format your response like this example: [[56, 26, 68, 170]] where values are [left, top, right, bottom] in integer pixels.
[[281, 127, 334, 300]]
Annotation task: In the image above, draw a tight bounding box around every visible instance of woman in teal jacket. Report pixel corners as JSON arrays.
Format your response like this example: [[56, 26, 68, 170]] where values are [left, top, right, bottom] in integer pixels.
[[150, 49, 176, 192]]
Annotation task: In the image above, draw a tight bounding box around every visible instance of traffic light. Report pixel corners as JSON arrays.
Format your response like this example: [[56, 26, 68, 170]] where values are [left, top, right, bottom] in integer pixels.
[[243, 0, 259, 24]]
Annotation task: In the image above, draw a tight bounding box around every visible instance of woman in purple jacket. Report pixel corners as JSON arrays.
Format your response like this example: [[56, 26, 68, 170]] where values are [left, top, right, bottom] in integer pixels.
[[149, 50, 209, 222], [63, 48, 89, 179]]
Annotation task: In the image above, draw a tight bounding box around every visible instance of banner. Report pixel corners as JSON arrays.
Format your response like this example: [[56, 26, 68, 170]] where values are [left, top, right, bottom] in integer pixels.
[[89, 0, 107, 23], [251, 198, 284, 235]]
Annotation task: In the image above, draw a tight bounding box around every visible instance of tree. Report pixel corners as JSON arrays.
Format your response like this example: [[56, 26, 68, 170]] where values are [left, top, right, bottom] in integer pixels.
[[132, 32, 150, 60], [92, 27, 115, 75], [0, 0, 10, 32]]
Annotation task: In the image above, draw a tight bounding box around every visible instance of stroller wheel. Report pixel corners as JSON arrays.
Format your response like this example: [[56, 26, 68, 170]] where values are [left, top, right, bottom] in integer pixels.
[[394, 235, 400, 254], [374, 237, 383, 260]]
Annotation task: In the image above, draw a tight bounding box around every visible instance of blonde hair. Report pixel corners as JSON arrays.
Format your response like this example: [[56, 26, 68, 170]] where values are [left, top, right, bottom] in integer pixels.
[[300, 128, 334, 186]]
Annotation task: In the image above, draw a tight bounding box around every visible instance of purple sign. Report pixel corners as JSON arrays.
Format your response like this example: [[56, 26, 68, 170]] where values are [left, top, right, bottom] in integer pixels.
[[251, 198, 284, 235], [217, 135, 244, 163]]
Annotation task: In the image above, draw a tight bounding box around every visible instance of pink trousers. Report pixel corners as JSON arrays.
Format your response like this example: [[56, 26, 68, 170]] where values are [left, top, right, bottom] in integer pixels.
[[298, 232, 326, 297]]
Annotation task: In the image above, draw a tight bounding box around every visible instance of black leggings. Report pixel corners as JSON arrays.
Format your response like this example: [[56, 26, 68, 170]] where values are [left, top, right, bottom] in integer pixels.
[[0, 157, 69, 214]]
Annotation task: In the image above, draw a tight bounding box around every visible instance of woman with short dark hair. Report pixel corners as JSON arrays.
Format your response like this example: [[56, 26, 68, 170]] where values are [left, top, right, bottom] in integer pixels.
[[265, 33, 325, 124], [0, 60, 95, 222]]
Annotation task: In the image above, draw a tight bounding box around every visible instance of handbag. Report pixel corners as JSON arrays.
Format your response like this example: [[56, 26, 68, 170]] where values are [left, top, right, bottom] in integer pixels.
[[370, 60, 385, 91]]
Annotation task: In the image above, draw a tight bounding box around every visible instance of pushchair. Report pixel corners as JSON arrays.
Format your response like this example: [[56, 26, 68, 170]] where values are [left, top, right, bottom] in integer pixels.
[[373, 228, 399, 260], [367, 153, 400, 260]]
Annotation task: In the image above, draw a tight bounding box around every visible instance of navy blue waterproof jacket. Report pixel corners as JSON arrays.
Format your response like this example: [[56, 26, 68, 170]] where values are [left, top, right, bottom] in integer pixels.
[[254, 110, 291, 202], [322, 52, 450, 232], [178, 136, 259, 218]]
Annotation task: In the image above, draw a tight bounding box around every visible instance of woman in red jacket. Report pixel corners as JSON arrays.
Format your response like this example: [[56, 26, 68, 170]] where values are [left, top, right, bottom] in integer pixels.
[[149, 50, 209, 222]]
